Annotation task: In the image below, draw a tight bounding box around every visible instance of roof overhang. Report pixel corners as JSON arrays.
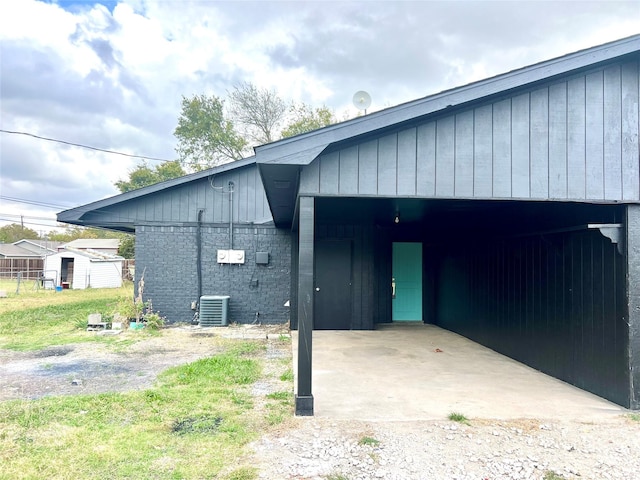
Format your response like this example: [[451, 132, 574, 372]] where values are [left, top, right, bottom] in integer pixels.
[[57, 157, 257, 232], [254, 34, 640, 228]]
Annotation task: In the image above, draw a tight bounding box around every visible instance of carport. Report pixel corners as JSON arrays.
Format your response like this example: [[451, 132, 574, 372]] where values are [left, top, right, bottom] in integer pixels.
[[253, 36, 640, 415], [293, 324, 628, 421]]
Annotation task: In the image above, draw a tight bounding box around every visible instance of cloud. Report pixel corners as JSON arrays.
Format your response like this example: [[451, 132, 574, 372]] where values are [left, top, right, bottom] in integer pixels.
[[0, 0, 638, 233]]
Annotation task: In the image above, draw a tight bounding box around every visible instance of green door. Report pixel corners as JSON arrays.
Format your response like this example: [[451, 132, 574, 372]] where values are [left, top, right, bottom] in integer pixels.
[[392, 242, 423, 321]]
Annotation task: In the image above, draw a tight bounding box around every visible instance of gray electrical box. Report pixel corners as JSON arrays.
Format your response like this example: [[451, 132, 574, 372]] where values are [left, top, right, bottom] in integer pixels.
[[256, 252, 269, 265]]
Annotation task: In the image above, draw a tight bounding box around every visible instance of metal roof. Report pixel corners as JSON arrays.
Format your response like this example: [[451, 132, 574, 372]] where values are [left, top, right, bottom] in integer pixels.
[[0, 243, 43, 258], [61, 238, 120, 250]]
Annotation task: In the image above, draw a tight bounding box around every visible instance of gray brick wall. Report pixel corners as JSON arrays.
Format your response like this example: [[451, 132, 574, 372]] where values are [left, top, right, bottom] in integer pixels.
[[135, 224, 291, 325]]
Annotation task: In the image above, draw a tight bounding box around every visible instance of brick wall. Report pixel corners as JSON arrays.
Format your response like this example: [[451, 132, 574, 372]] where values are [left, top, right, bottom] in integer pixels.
[[135, 224, 291, 325]]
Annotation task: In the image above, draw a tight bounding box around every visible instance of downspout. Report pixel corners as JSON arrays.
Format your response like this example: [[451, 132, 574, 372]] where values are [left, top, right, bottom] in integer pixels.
[[196, 209, 204, 302], [228, 181, 234, 249]]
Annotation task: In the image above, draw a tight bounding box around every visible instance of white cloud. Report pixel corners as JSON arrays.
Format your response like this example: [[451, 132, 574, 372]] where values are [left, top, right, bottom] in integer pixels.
[[0, 0, 638, 234]]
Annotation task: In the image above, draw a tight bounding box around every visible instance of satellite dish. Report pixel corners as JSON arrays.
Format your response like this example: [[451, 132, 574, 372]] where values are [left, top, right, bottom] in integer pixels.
[[352, 91, 372, 114]]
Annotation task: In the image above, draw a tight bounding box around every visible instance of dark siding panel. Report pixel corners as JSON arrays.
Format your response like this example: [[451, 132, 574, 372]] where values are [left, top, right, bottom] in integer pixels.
[[397, 128, 417, 196], [377, 134, 398, 195], [492, 99, 512, 197], [567, 76, 586, 198], [530, 88, 549, 198], [454, 110, 474, 197], [320, 151, 340, 195], [549, 82, 568, 198], [473, 105, 493, 197], [621, 61, 639, 201], [585, 71, 604, 200], [358, 139, 378, 195], [416, 123, 436, 196], [435, 116, 455, 196], [436, 226, 628, 407], [339, 146, 359, 195], [511, 93, 530, 198], [246, 166, 257, 221], [300, 158, 320, 194], [604, 65, 623, 200]]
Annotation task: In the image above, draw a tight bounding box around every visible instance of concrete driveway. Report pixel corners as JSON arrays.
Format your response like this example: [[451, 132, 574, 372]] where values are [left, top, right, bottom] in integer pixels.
[[293, 323, 628, 421]]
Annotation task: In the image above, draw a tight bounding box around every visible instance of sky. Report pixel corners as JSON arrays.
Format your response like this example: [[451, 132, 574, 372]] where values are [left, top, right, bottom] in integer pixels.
[[1, 0, 639, 236]]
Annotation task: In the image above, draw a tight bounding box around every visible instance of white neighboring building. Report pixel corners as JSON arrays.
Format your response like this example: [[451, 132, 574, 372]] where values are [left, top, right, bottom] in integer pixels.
[[59, 239, 120, 255], [44, 247, 124, 289]]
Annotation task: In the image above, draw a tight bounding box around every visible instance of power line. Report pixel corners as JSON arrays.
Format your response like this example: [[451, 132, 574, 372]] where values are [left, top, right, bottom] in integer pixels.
[[0, 129, 174, 163], [0, 195, 73, 210]]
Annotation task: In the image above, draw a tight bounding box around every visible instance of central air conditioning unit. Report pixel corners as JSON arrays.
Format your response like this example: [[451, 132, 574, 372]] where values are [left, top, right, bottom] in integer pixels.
[[199, 295, 230, 327]]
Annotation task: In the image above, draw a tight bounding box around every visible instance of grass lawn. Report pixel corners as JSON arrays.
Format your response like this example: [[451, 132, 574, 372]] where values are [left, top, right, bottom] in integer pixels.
[[0, 285, 293, 479]]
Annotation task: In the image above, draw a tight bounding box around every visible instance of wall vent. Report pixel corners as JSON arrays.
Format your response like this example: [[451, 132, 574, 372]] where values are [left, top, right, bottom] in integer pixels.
[[199, 295, 230, 327]]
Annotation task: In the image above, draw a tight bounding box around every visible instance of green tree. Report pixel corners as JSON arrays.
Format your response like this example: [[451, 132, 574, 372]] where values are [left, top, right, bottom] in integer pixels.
[[115, 160, 185, 193], [174, 94, 246, 171], [281, 104, 336, 138], [228, 82, 287, 144], [0, 223, 39, 243], [118, 234, 135, 258]]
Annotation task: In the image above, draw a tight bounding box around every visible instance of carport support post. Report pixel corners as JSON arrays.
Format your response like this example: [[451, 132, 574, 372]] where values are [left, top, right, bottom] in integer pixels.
[[295, 196, 314, 416], [627, 205, 640, 410]]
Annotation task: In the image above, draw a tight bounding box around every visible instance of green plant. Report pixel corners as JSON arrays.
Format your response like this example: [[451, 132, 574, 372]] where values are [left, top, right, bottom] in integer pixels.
[[543, 471, 567, 480], [280, 369, 294, 382], [266, 391, 291, 402], [358, 436, 380, 447], [448, 412, 470, 425], [325, 474, 350, 480], [223, 467, 258, 480]]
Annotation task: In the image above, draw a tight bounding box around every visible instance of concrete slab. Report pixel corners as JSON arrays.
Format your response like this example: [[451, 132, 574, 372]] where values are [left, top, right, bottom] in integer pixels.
[[292, 323, 628, 421]]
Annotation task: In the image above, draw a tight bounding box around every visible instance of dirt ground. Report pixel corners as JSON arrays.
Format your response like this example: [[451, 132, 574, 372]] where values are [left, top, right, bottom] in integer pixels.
[[0, 324, 288, 401]]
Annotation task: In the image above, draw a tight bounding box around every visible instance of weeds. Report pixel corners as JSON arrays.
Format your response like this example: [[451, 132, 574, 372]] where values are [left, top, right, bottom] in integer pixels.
[[280, 368, 294, 382], [543, 471, 567, 480], [358, 436, 381, 447], [448, 412, 470, 425]]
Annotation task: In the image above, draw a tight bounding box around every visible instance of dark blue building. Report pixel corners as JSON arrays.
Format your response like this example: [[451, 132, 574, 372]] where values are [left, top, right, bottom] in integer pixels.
[[60, 35, 640, 414]]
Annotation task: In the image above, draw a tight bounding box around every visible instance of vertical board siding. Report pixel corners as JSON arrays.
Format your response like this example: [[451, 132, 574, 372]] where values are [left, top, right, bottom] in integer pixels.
[[319, 151, 340, 195], [416, 123, 436, 196], [621, 61, 640, 200], [549, 82, 568, 198], [358, 140, 378, 195], [90, 166, 272, 225], [397, 128, 417, 196], [474, 105, 493, 197], [604, 66, 623, 199], [585, 71, 604, 199], [567, 76, 587, 198], [454, 110, 474, 196], [511, 93, 531, 198], [492, 98, 512, 198], [435, 116, 456, 196], [378, 134, 398, 195], [339, 146, 359, 194], [436, 229, 628, 407], [530, 88, 549, 197], [301, 59, 639, 203]]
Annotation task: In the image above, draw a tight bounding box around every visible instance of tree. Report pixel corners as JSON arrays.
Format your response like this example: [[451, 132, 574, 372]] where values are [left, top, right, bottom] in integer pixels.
[[174, 94, 246, 171], [0, 223, 39, 243], [118, 234, 135, 258], [115, 160, 186, 193], [281, 104, 336, 138], [228, 82, 287, 144]]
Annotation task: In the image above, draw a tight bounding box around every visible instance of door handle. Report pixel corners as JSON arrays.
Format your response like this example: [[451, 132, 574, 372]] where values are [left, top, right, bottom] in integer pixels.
[[315, 287, 320, 292], [391, 278, 396, 299]]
